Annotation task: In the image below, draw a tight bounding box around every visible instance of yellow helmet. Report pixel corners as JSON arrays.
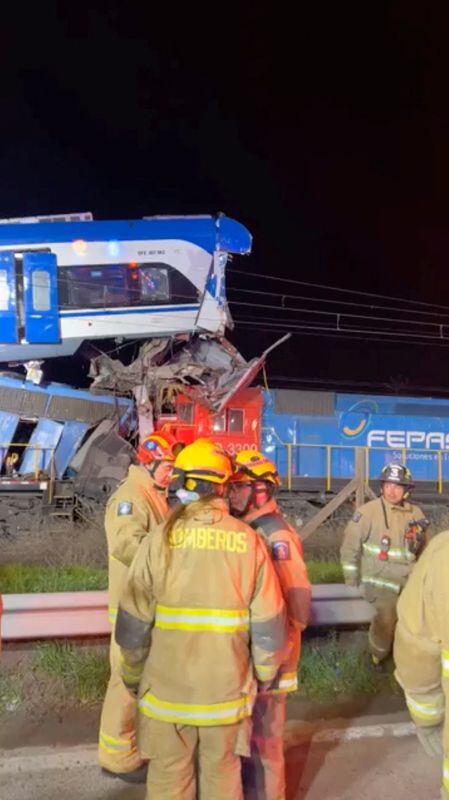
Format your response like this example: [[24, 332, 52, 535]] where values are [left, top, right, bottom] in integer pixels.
[[173, 438, 232, 485], [232, 449, 280, 486]]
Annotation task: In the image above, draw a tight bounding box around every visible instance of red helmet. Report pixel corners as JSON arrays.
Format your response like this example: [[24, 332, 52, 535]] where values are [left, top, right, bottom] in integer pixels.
[[137, 432, 183, 465]]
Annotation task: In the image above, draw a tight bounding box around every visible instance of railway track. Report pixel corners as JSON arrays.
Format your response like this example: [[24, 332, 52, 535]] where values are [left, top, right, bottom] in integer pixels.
[[1, 585, 372, 641]]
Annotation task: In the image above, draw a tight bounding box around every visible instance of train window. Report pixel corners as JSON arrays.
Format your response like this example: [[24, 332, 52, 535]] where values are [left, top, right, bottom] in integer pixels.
[[178, 402, 194, 424], [59, 262, 199, 309], [212, 411, 226, 432], [139, 266, 169, 303], [0, 270, 8, 310], [60, 265, 129, 308], [128, 263, 197, 306], [170, 268, 199, 303], [32, 270, 51, 311], [228, 409, 244, 433]]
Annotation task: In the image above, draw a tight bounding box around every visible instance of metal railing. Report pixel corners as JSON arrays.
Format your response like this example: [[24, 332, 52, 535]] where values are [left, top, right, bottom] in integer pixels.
[[272, 442, 449, 494], [0, 586, 372, 641]]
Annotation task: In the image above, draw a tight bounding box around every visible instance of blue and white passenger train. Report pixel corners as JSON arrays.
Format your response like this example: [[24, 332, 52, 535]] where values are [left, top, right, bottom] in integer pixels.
[[0, 212, 252, 363]]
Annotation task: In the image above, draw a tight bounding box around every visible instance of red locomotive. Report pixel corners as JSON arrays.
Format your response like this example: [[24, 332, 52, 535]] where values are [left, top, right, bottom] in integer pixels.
[[155, 387, 262, 456]]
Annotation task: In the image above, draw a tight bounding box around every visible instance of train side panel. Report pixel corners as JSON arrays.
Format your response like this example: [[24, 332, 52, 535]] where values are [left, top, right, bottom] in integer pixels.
[[261, 389, 449, 485]]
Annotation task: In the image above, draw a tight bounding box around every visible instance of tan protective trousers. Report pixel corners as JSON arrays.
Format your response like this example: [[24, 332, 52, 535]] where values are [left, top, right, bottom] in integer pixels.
[[364, 585, 399, 662], [242, 693, 286, 800], [138, 716, 251, 800], [443, 717, 449, 800], [97, 636, 143, 773]]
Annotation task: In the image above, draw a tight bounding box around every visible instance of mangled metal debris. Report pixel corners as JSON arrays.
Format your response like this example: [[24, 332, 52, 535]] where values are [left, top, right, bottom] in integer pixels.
[[88, 333, 291, 414]]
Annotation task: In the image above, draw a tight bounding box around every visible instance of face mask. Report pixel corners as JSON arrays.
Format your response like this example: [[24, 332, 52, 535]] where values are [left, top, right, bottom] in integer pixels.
[[176, 488, 200, 505]]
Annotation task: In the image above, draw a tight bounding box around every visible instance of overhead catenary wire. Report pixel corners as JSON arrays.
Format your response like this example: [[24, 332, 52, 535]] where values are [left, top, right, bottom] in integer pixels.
[[227, 267, 449, 314], [234, 312, 449, 338], [229, 299, 449, 330], [227, 285, 449, 320], [234, 315, 447, 339], [233, 318, 449, 347]]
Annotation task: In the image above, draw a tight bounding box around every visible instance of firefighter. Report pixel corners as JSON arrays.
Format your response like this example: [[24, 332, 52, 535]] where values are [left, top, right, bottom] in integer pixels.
[[229, 449, 311, 800], [115, 438, 287, 800], [393, 531, 449, 798], [340, 463, 429, 666], [98, 431, 182, 781], [5, 452, 18, 477]]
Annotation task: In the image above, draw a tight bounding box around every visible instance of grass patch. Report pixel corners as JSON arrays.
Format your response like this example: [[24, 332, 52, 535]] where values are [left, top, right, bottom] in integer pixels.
[[305, 559, 344, 584], [0, 560, 341, 592], [0, 559, 340, 592], [33, 642, 109, 703], [0, 564, 107, 593], [0, 633, 399, 716], [0, 668, 23, 713], [297, 632, 397, 700]]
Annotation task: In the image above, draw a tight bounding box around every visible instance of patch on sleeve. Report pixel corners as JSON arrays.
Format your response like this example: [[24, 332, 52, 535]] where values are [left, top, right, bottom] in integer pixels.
[[352, 511, 362, 523], [117, 501, 133, 516], [271, 541, 291, 561]]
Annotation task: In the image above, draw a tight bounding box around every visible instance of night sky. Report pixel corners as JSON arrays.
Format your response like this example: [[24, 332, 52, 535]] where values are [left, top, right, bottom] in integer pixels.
[[2, 4, 449, 395]]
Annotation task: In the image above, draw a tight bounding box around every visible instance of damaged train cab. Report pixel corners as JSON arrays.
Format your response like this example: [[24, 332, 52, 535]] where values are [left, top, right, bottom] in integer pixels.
[[0, 373, 135, 537]]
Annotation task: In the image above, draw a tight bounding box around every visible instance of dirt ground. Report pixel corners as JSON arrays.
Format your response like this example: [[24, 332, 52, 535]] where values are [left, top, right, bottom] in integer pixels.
[[1, 522, 107, 568], [2, 498, 449, 566]]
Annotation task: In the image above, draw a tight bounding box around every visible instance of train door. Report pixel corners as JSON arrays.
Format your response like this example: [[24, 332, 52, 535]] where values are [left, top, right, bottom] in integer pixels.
[[0, 252, 16, 343], [0, 251, 60, 344]]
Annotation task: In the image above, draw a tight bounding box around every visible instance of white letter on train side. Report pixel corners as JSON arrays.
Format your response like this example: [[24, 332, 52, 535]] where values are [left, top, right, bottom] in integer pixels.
[[425, 432, 444, 449], [367, 430, 386, 446], [386, 431, 405, 448], [406, 431, 425, 448]]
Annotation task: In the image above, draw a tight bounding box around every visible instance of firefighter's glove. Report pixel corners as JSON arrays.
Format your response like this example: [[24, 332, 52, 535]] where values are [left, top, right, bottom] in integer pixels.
[[415, 724, 444, 758]]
